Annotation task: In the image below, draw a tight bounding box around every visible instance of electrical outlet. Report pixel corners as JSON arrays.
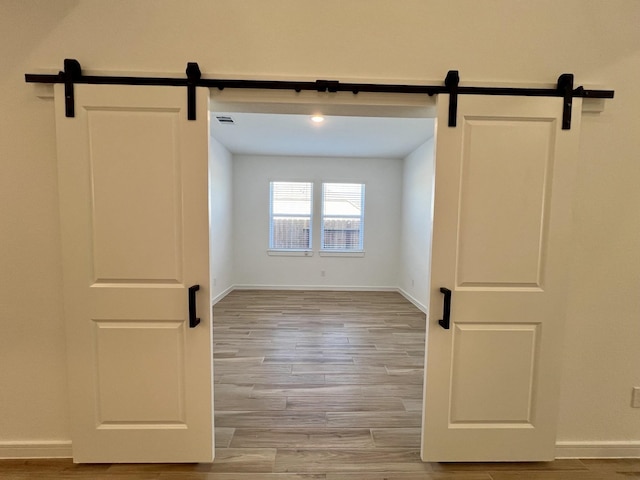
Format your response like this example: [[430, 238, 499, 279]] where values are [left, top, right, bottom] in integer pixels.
[[321, 270, 326, 277], [632, 387, 640, 408]]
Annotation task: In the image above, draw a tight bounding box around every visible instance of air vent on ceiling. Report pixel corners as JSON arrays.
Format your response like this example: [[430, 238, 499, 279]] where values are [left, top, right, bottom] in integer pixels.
[[215, 115, 235, 124]]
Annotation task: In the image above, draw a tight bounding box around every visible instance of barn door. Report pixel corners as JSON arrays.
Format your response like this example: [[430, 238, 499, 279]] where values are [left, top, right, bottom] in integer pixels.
[[54, 84, 214, 463], [422, 94, 581, 461]]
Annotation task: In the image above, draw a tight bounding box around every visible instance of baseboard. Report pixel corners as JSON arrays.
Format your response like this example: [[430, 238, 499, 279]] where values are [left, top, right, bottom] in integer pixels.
[[211, 284, 234, 306], [3, 439, 637, 460], [397, 288, 428, 314], [233, 284, 398, 292], [555, 441, 640, 459], [0, 441, 72, 459]]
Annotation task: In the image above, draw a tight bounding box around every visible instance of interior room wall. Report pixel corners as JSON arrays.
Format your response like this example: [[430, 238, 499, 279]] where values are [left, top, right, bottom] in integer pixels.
[[2, 0, 639, 456], [398, 139, 435, 312], [232, 154, 403, 289], [208, 136, 234, 304]]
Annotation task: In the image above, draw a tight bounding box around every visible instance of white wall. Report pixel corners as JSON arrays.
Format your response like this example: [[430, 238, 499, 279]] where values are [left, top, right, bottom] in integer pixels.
[[208, 137, 234, 303], [232, 154, 402, 289], [2, 0, 639, 455], [399, 139, 435, 312]]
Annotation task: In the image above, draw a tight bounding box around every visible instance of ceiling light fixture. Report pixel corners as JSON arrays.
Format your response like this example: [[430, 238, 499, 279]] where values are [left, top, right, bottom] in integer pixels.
[[310, 115, 325, 124]]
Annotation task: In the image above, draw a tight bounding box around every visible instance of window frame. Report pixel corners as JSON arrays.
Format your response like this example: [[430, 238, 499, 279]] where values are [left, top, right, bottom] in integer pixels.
[[320, 182, 365, 253], [268, 181, 314, 253]]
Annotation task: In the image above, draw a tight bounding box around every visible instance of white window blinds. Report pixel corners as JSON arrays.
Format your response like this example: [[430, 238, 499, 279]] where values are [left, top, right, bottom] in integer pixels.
[[321, 183, 365, 251], [269, 181, 313, 250]]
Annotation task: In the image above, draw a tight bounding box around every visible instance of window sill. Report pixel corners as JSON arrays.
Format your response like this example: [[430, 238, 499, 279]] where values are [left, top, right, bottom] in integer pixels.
[[319, 250, 365, 257], [267, 250, 314, 257]]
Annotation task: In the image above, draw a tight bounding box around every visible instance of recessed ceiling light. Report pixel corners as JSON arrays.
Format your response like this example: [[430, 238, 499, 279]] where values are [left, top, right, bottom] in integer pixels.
[[310, 115, 325, 124]]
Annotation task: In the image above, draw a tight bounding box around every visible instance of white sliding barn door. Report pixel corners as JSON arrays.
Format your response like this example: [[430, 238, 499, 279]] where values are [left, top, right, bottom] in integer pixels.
[[422, 95, 581, 461], [54, 84, 214, 463]]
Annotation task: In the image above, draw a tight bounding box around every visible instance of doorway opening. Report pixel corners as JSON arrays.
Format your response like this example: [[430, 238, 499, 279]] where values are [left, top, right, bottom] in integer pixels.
[[207, 90, 436, 455]]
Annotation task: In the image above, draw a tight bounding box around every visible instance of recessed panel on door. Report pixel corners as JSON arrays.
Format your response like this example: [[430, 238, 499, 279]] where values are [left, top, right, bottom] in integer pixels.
[[95, 321, 186, 427], [456, 118, 555, 290], [88, 109, 183, 284], [450, 323, 539, 426]]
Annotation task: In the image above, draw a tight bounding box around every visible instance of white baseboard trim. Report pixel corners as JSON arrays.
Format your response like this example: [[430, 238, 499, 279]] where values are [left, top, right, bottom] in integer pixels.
[[2, 439, 638, 460], [555, 441, 640, 459], [0, 441, 72, 459], [211, 284, 234, 306], [397, 288, 428, 314], [233, 284, 398, 292]]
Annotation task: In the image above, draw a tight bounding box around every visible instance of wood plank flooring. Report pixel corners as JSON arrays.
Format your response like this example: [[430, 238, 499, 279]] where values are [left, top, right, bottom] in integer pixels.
[[2, 290, 638, 478], [213, 289, 426, 460]]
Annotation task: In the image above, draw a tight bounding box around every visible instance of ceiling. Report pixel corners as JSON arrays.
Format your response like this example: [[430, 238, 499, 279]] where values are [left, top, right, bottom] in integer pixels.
[[210, 112, 434, 159]]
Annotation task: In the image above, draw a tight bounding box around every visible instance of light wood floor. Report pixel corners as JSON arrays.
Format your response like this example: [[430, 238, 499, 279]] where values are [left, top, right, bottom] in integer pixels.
[[213, 289, 426, 457], [1, 290, 638, 479]]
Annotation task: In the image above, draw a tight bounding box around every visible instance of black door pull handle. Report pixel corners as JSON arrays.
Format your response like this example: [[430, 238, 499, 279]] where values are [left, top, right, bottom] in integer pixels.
[[188, 285, 201, 328], [438, 287, 452, 330]]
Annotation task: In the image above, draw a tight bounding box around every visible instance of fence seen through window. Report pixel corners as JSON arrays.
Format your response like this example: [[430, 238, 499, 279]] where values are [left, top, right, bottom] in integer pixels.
[[269, 181, 313, 250], [322, 183, 365, 251], [269, 181, 365, 252]]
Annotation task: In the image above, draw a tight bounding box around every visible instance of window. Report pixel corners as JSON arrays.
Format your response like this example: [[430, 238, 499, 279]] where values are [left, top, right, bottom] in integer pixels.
[[321, 183, 365, 251], [269, 181, 313, 250]]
